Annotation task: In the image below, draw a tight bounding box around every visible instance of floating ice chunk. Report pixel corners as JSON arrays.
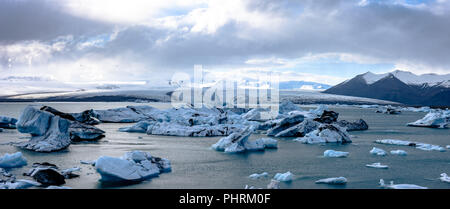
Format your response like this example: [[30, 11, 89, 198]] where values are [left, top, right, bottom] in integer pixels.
[[46, 186, 72, 189], [249, 172, 269, 179], [95, 151, 171, 182], [275, 119, 320, 137], [273, 171, 293, 182], [279, 100, 303, 114], [80, 160, 96, 166], [118, 121, 155, 133], [315, 177, 347, 185], [309, 105, 328, 116], [407, 110, 449, 128], [375, 139, 445, 152], [390, 150, 407, 156], [0, 116, 18, 129], [440, 173, 450, 183], [0, 152, 27, 168], [323, 150, 349, 158], [336, 119, 369, 131], [366, 163, 388, 169], [379, 179, 427, 189], [259, 138, 278, 149], [296, 124, 352, 144], [370, 147, 387, 156], [447, 145, 450, 149], [267, 179, 280, 189], [1, 179, 41, 189]]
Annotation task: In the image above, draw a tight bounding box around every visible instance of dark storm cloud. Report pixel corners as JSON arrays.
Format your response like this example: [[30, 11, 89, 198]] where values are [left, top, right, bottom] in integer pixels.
[[0, 0, 115, 43]]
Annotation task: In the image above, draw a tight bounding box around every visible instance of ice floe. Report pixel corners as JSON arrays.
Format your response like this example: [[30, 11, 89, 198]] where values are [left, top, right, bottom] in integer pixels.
[[323, 150, 349, 158], [440, 173, 450, 183], [0, 152, 27, 168], [370, 147, 387, 156], [273, 171, 294, 182], [315, 177, 347, 185], [407, 110, 449, 128], [375, 139, 446, 152], [390, 150, 408, 156], [379, 179, 427, 189], [95, 151, 171, 182], [274, 119, 320, 137], [366, 163, 388, 169], [249, 172, 269, 179]]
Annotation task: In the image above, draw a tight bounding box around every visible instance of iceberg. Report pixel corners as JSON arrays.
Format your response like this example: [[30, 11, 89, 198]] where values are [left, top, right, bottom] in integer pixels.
[[315, 177, 347, 185], [275, 119, 320, 137], [0, 179, 41, 189], [370, 147, 387, 156], [15, 106, 72, 152], [379, 179, 427, 189], [336, 119, 369, 131], [267, 179, 280, 189], [313, 110, 338, 124], [211, 127, 277, 153], [273, 171, 293, 182], [440, 173, 450, 183], [0, 116, 18, 129], [0, 152, 27, 168], [119, 121, 155, 133], [366, 163, 388, 169], [279, 100, 303, 114], [267, 114, 305, 136], [375, 139, 445, 152], [309, 105, 329, 116], [95, 151, 171, 182], [323, 150, 349, 158], [296, 124, 352, 144], [249, 172, 269, 179], [390, 150, 407, 156], [407, 110, 449, 128]]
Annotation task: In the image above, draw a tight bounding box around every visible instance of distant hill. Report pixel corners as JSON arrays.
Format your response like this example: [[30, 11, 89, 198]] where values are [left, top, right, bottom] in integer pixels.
[[324, 70, 450, 107]]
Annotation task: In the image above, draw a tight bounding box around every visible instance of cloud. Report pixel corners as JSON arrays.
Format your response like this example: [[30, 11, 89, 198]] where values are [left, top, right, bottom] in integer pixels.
[[1, 0, 450, 86]]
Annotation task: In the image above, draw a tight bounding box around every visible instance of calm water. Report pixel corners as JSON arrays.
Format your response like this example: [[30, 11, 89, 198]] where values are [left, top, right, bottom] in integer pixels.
[[0, 102, 449, 189]]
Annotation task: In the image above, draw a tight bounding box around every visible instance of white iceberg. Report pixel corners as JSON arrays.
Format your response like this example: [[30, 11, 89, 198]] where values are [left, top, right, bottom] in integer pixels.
[[370, 147, 387, 156], [390, 150, 407, 156], [366, 163, 388, 169], [323, 150, 349, 158], [212, 128, 277, 153], [267, 179, 280, 189], [379, 179, 427, 189], [315, 177, 347, 185], [375, 139, 445, 152], [296, 124, 352, 144], [273, 171, 293, 182], [440, 173, 450, 183], [249, 172, 269, 179], [95, 151, 171, 182], [407, 110, 449, 128], [0, 152, 27, 168]]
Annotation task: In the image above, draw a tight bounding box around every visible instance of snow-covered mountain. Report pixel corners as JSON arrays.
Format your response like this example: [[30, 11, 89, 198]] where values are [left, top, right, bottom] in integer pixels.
[[362, 70, 450, 87], [325, 70, 450, 106]]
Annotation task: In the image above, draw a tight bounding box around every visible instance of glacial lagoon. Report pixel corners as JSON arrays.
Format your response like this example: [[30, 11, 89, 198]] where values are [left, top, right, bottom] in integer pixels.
[[0, 102, 449, 189]]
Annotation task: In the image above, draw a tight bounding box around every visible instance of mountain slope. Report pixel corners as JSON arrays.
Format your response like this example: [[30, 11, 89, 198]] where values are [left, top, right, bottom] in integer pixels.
[[324, 71, 450, 106]]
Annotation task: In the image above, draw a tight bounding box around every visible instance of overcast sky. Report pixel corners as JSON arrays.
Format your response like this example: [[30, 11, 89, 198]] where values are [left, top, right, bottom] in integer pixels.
[[1, 0, 449, 86]]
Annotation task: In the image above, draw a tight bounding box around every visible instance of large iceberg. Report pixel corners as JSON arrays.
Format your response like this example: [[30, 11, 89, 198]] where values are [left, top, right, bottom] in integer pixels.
[[0, 152, 27, 168], [211, 127, 277, 153], [14, 105, 105, 152], [95, 151, 171, 182], [274, 119, 320, 137], [266, 114, 305, 136], [295, 124, 352, 144], [15, 106, 72, 152], [407, 110, 449, 128]]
